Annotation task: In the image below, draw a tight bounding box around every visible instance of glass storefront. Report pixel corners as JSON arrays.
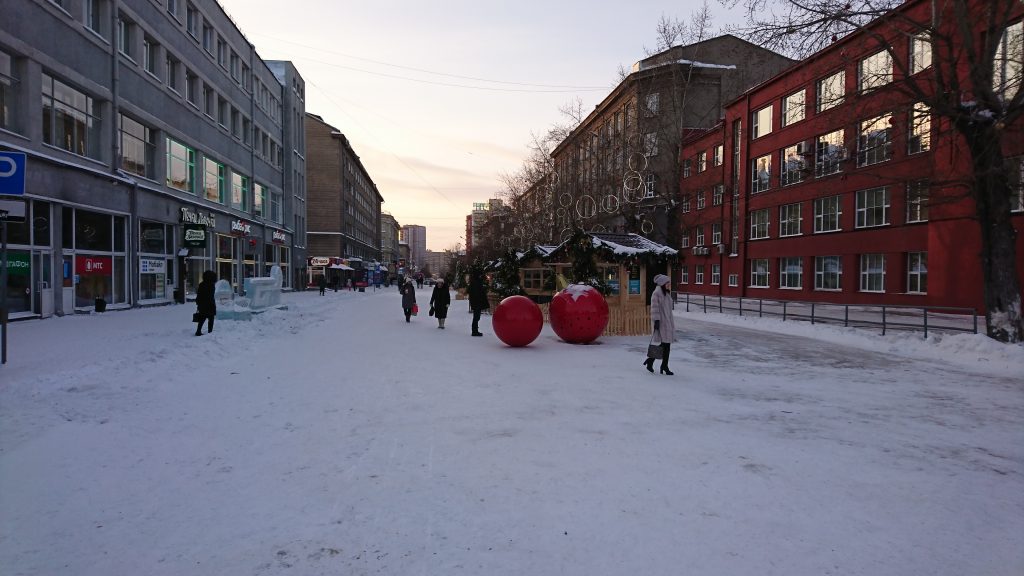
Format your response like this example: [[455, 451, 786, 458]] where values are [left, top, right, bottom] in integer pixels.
[[263, 242, 290, 288], [63, 206, 127, 309], [139, 220, 174, 301], [1, 200, 52, 316], [216, 233, 237, 290]]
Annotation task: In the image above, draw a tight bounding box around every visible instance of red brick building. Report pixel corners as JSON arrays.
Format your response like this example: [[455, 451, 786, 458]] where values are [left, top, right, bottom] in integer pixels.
[[677, 0, 1024, 313]]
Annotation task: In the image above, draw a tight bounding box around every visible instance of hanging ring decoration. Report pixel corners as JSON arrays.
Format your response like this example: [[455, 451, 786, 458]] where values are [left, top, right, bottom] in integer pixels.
[[575, 194, 598, 220], [627, 153, 649, 172], [559, 227, 574, 243], [591, 224, 607, 232], [622, 171, 643, 191], [555, 207, 566, 218], [640, 219, 654, 234], [559, 192, 573, 208], [602, 194, 620, 213]]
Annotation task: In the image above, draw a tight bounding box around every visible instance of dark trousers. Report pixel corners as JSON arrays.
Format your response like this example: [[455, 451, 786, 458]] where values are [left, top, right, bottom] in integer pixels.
[[195, 314, 214, 334], [660, 343, 671, 369], [471, 309, 482, 334]]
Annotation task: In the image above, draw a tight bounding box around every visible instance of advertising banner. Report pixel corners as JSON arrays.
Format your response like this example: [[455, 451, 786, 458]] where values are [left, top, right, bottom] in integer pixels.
[[75, 256, 112, 276]]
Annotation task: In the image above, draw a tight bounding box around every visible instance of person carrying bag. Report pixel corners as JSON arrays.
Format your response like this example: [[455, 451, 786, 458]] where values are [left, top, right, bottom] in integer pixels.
[[643, 274, 675, 375]]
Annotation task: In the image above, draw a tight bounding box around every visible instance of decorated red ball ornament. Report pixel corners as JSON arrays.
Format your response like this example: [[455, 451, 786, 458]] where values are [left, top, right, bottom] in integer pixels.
[[548, 284, 609, 344], [492, 295, 544, 347]]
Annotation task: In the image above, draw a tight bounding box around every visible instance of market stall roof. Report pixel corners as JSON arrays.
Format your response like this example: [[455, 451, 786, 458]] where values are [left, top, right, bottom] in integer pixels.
[[546, 231, 678, 262], [329, 264, 354, 270]]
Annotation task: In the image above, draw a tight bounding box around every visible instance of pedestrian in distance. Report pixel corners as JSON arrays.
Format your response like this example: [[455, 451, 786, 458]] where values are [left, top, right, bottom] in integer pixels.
[[401, 279, 417, 323], [318, 275, 327, 296], [468, 270, 489, 336], [429, 278, 451, 329], [194, 270, 217, 336], [644, 274, 676, 375]]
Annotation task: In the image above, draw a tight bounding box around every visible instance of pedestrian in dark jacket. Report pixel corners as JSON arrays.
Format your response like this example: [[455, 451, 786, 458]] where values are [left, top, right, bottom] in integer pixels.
[[401, 279, 417, 322], [318, 275, 327, 295], [194, 270, 217, 336], [429, 278, 451, 329], [468, 271, 489, 336]]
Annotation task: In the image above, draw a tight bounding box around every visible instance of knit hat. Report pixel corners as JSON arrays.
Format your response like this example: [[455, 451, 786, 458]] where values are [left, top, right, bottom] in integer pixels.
[[653, 274, 670, 286]]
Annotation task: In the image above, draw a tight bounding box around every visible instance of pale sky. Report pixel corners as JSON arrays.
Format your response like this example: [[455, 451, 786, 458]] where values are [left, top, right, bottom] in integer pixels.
[[217, 0, 742, 251]]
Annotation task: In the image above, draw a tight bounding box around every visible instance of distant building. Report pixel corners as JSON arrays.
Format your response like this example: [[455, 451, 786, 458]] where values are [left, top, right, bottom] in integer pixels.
[[400, 224, 427, 269], [380, 213, 401, 265], [424, 250, 447, 278]]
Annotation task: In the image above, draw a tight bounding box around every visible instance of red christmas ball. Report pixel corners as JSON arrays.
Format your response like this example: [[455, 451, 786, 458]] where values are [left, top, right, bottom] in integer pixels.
[[492, 295, 544, 347], [548, 284, 609, 344]]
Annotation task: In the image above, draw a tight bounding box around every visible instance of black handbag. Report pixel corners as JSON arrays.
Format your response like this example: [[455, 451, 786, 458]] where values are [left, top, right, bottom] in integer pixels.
[[428, 306, 435, 317], [646, 330, 663, 359], [192, 312, 203, 323]]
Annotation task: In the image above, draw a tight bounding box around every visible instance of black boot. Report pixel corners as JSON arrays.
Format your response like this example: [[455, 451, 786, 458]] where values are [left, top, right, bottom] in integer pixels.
[[659, 344, 673, 375], [643, 358, 654, 373]]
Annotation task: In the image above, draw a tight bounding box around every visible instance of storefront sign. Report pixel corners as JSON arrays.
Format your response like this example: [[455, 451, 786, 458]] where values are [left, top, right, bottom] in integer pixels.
[[3, 251, 29, 276], [271, 230, 286, 244], [140, 257, 166, 274], [309, 257, 330, 266], [231, 219, 251, 236], [180, 207, 216, 227], [75, 256, 112, 276], [183, 224, 207, 247]]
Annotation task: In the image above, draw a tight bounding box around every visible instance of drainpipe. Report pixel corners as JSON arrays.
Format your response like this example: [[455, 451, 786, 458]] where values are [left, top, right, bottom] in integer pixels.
[[110, 0, 139, 308]]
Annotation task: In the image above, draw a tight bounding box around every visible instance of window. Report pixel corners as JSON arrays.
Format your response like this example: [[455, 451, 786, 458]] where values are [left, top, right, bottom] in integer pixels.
[[186, 3, 199, 38], [203, 157, 224, 202], [117, 17, 134, 59], [815, 256, 842, 290], [994, 20, 1022, 101], [696, 190, 706, 210], [202, 22, 214, 53], [695, 265, 705, 284], [779, 257, 802, 289], [522, 269, 547, 291], [643, 173, 656, 198], [680, 229, 690, 248], [643, 132, 658, 156], [242, 117, 251, 145], [906, 180, 930, 222], [681, 267, 689, 285], [856, 187, 890, 228], [166, 138, 195, 192], [814, 195, 842, 232], [909, 103, 931, 154], [1010, 156, 1024, 212], [42, 73, 101, 159], [143, 36, 158, 76], [0, 49, 18, 132], [728, 273, 739, 287], [752, 105, 772, 139], [167, 0, 179, 18], [781, 142, 809, 185], [230, 108, 240, 138], [779, 203, 802, 236], [712, 184, 724, 206], [859, 50, 892, 92], [230, 52, 240, 80], [710, 264, 721, 285], [857, 113, 892, 166], [218, 97, 228, 126], [711, 222, 722, 245], [907, 252, 928, 293], [119, 114, 154, 179], [231, 172, 249, 211], [644, 93, 659, 116], [203, 84, 214, 117], [815, 129, 845, 177], [185, 70, 198, 105], [749, 208, 769, 239], [683, 158, 691, 178], [85, 0, 104, 35], [697, 151, 707, 172], [681, 195, 690, 212], [859, 254, 886, 292], [782, 90, 805, 127], [217, 37, 227, 68], [254, 183, 267, 217], [817, 70, 844, 112], [166, 54, 180, 92], [752, 154, 771, 193], [270, 190, 283, 224], [696, 225, 705, 246], [713, 144, 723, 166], [241, 64, 251, 91], [750, 259, 769, 288], [911, 33, 932, 74]]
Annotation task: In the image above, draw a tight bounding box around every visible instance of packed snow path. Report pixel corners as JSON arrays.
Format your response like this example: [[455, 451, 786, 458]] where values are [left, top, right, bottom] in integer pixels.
[[1, 287, 1021, 575]]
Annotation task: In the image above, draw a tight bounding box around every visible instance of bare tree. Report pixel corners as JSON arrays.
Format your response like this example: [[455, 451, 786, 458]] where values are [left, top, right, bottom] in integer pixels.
[[724, 0, 1023, 342]]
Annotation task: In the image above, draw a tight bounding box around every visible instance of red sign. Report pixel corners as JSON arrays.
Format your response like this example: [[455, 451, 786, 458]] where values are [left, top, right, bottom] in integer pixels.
[[76, 256, 113, 276]]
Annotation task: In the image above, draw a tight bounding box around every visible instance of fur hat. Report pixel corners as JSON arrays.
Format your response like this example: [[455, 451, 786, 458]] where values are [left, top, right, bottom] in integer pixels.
[[653, 274, 670, 286]]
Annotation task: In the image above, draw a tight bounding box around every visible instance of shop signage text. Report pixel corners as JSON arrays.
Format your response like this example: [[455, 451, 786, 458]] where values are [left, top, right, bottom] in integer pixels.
[[231, 219, 252, 235], [140, 258, 166, 274], [180, 207, 216, 227], [75, 256, 112, 276], [3, 252, 30, 276], [309, 257, 330, 266], [183, 224, 206, 247], [272, 230, 286, 244]]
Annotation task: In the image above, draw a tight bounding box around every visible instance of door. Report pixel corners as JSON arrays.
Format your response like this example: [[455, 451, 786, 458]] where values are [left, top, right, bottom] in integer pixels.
[[33, 251, 53, 317]]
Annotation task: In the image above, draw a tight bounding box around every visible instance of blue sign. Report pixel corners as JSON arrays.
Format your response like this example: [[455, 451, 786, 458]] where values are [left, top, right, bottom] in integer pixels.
[[0, 152, 26, 196]]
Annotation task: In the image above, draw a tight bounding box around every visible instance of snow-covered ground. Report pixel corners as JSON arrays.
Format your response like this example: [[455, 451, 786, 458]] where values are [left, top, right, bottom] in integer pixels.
[[1, 286, 1021, 575]]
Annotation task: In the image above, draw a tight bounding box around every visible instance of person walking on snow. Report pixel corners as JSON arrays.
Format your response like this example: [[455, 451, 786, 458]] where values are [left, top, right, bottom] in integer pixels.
[[401, 279, 417, 323], [467, 270, 489, 336], [644, 274, 676, 375], [318, 275, 327, 296], [194, 270, 217, 336], [429, 278, 451, 329]]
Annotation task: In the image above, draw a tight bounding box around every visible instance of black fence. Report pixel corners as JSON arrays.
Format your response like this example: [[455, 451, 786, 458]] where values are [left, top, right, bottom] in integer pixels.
[[674, 293, 978, 338]]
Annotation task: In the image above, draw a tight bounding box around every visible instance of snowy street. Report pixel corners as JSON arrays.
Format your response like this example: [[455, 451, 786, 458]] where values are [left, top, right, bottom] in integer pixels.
[[1, 286, 1022, 575]]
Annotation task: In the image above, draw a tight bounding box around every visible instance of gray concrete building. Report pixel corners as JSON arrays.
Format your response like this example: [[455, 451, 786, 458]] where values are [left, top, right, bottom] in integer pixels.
[[380, 212, 400, 267], [0, 0, 305, 319], [400, 224, 426, 270]]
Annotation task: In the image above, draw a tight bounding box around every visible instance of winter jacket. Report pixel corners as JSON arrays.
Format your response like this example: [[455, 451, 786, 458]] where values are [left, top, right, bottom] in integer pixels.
[[195, 271, 217, 317], [430, 283, 451, 318], [650, 286, 676, 344], [401, 283, 417, 309], [468, 277, 489, 311]]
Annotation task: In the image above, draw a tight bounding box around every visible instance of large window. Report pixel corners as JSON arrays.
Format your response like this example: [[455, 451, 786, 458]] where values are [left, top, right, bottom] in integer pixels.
[[779, 257, 802, 289], [711, 264, 721, 285], [779, 203, 802, 236], [713, 144, 723, 166], [254, 183, 267, 218], [859, 50, 892, 92], [644, 92, 659, 116], [750, 259, 769, 288], [782, 90, 805, 127], [815, 256, 842, 290], [696, 190, 706, 210], [859, 254, 886, 292], [139, 221, 172, 300], [749, 208, 769, 239], [712, 184, 724, 206], [166, 138, 195, 192], [696, 225, 705, 246], [143, 36, 158, 76], [907, 252, 928, 293], [42, 73, 101, 159], [909, 103, 931, 154], [0, 49, 18, 132], [781, 142, 809, 185], [855, 187, 890, 228], [117, 16, 134, 59], [85, 0, 105, 36], [857, 113, 892, 166], [816, 70, 844, 112], [994, 20, 1022, 101], [911, 33, 932, 74], [711, 222, 722, 245], [643, 132, 658, 156], [697, 151, 707, 172], [907, 180, 930, 222], [815, 129, 845, 177], [814, 195, 842, 232], [203, 158, 224, 202], [270, 190, 283, 224], [695, 265, 704, 284], [231, 172, 249, 211], [119, 114, 154, 179], [752, 154, 771, 193], [752, 105, 772, 139]]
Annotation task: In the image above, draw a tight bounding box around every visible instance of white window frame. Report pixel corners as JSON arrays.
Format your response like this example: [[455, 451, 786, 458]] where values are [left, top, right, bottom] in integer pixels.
[[814, 255, 842, 290], [814, 195, 842, 233], [815, 129, 845, 177], [857, 113, 893, 167], [695, 265, 705, 284], [749, 208, 770, 240], [817, 70, 844, 112], [779, 203, 802, 237], [711, 264, 721, 286], [752, 105, 773, 139], [750, 259, 770, 288], [752, 154, 771, 193], [855, 187, 890, 228], [906, 180, 929, 223], [907, 252, 928, 293], [782, 89, 805, 127], [859, 49, 893, 92], [779, 257, 803, 289], [909, 102, 931, 154], [859, 253, 886, 292]]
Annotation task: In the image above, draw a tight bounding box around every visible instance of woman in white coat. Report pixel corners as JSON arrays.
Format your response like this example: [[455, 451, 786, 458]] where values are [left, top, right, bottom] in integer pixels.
[[644, 274, 676, 375]]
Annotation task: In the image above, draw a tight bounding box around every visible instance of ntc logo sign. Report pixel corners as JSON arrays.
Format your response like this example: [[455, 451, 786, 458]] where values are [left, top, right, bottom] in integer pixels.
[[75, 256, 112, 276]]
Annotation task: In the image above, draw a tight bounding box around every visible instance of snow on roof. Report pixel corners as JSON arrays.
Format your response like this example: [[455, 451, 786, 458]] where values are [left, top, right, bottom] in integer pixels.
[[589, 232, 678, 256]]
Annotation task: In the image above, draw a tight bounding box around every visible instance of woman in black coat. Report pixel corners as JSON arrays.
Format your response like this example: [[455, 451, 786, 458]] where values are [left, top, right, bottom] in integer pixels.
[[194, 270, 217, 336], [401, 279, 417, 323], [429, 278, 451, 329], [467, 271, 489, 336]]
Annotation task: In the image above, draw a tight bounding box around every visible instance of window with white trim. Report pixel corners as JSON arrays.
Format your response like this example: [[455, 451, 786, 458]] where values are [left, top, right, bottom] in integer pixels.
[[697, 151, 707, 172], [752, 154, 771, 193], [696, 225, 705, 246], [907, 252, 927, 293], [711, 264, 721, 285], [712, 184, 724, 206], [814, 195, 842, 232], [994, 21, 1022, 102], [696, 190, 706, 210], [859, 253, 886, 292], [680, 229, 690, 248], [908, 102, 931, 154], [858, 113, 892, 166], [910, 33, 932, 74], [815, 129, 845, 176], [781, 141, 809, 185], [695, 265, 705, 284], [814, 255, 842, 290], [750, 259, 769, 288], [680, 267, 689, 284], [779, 257, 802, 289], [855, 187, 890, 228], [749, 208, 769, 239], [906, 180, 929, 222], [782, 89, 805, 127], [752, 105, 772, 139], [779, 203, 802, 236], [816, 70, 844, 112], [728, 273, 739, 287], [713, 144, 723, 166], [711, 222, 722, 245], [859, 49, 893, 92]]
